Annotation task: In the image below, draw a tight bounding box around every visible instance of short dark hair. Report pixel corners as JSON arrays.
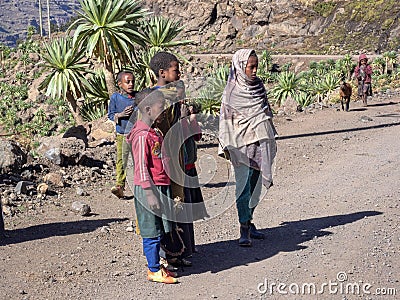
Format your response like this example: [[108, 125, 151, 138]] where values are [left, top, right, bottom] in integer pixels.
[[116, 70, 134, 83], [136, 88, 165, 113], [149, 52, 179, 78], [135, 88, 153, 106]]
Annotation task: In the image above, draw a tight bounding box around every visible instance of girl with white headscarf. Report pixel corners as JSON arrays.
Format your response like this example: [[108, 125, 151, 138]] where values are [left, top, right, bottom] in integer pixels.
[[219, 49, 277, 247]]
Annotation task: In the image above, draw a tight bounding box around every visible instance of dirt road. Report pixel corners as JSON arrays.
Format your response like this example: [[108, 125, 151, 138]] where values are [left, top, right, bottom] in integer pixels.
[[1, 97, 399, 299]]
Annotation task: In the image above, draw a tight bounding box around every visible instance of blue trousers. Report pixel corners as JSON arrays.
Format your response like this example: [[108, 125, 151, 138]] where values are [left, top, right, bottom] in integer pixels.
[[143, 237, 161, 272], [233, 164, 262, 224]]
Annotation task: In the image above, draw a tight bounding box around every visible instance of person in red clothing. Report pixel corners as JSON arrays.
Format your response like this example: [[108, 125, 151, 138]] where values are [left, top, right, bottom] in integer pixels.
[[354, 53, 373, 106], [126, 88, 178, 284]]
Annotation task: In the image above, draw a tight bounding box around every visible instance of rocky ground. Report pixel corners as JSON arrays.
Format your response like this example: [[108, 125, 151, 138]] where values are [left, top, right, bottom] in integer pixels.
[[1, 95, 399, 300]]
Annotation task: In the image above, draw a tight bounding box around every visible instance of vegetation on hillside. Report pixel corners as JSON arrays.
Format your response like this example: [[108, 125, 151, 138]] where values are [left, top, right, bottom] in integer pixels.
[[309, 0, 400, 53], [0, 1, 400, 148]]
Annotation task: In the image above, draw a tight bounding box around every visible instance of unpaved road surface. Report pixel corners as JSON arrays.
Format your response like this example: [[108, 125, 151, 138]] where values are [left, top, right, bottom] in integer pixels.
[[1, 97, 400, 299]]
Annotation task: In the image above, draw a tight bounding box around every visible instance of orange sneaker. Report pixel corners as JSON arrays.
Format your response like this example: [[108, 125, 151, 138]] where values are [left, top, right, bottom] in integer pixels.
[[147, 269, 178, 284], [161, 265, 178, 278], [111, 186, 124, 198]]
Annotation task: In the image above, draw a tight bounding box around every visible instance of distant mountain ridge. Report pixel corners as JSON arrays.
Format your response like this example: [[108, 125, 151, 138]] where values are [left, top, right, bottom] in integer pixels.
[[0, 0, 80, 46], [1, 0, 400, 54]]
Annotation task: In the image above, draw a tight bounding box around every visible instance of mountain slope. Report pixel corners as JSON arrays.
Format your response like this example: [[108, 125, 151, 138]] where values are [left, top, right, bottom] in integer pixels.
[[1, 0, 399, 53]]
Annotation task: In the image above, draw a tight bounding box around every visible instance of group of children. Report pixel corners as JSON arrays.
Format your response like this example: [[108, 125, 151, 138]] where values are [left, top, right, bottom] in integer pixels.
[[108, 52, 208, 284], [107, 49, 374, 284]]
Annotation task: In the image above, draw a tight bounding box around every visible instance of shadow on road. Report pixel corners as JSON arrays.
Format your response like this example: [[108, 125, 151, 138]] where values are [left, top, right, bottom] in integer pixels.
[[185, 211, 382, 275], [0, 218, 127, 246], [366, 101, 399, 107], [276, 122, 400, 140]]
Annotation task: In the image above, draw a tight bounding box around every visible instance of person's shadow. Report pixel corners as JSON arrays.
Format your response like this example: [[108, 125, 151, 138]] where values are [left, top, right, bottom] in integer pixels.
[[184, 211, 382, 275], [0, 218, 127, 245]]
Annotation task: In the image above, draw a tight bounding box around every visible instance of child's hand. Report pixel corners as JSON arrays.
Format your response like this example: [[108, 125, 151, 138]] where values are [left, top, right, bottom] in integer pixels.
[[119, 105, 134, 118], [144, 189, 160, 211], [180, 103, 190, 118], [188, 106, 197, 122]]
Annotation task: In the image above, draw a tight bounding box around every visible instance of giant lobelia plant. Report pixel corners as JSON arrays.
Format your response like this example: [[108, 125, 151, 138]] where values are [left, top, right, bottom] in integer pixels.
[[39, 37, 91, 124]]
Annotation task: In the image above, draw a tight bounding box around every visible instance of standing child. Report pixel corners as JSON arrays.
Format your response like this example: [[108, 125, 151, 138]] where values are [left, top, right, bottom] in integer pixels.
[[180, 103, 209, 256], [126, 88, 178, 284], [354, 54, 372, 106], [149, 52, 195, 264], [108, 70, 136, 198], [182, 103, 209, 221], [219, 49, 277, 247]]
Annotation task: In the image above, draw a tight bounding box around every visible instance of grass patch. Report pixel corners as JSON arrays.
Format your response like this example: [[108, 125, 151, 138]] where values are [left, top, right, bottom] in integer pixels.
[[313, 1, 337, 17]]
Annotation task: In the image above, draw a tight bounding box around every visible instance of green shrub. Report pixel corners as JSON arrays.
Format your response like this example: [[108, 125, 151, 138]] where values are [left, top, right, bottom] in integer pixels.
[[313, 1, 337, 17]]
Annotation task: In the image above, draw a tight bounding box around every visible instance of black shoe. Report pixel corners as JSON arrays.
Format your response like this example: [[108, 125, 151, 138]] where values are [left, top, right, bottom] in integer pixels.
[[239, 223, 252, 247], [249, 223, 265, 239]]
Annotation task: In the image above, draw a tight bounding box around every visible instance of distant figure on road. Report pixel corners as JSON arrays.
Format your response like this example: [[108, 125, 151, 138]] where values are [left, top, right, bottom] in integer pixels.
[[354, 54, 372, 106]]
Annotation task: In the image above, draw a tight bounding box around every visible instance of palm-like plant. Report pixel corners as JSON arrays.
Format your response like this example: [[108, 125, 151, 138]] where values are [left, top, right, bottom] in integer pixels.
[[130, 47, 160, 90], [257, 50, 273, 82], [69, 0, 150, 96], [130, 15, 194, 89], [39, 37, 91, 124], [341, 54, 354, 81], [270, 71, 302, 106], [372, 56, 385, 75], [383, 51, 398, 74], [319, 73, 341, 102], [326, 59, 336, 71], [140, 16, 193, 50], [80, 69, 109, 121], [195, 64, 229, 116], [294, 91, 315, 108]]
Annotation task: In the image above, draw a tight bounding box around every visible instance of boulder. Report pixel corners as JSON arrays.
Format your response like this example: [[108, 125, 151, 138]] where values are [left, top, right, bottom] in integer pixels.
[[88, 117, 115, 142], [71, 201, 91, 216], [43, 172, 64, 187], [62, 125, 90, 146], [0, 140, 27, 174], [15, 181, 34, 195], [37, 136, 86, 166]]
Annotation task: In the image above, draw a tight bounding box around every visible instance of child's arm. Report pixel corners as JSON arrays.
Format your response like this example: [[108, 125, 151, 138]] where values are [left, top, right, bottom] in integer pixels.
[[354, 66, 360, 78], [188, 109, 202, 141], [108, 94, 117, 122], [108, 94, 134, 124], [365, 65, 372, 75], [133, 134, 160, 209]]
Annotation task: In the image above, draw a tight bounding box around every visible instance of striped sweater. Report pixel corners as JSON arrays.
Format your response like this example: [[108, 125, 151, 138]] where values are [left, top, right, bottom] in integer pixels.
[[127, 120, 170, 189]]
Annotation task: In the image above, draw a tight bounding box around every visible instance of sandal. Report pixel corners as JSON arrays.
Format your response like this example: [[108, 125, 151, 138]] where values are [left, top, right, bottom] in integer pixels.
[[168, 257, 192, 267]]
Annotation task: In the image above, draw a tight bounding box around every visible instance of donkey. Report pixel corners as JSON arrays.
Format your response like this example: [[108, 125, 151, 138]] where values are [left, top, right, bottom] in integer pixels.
[[339, 81, 352, 111]]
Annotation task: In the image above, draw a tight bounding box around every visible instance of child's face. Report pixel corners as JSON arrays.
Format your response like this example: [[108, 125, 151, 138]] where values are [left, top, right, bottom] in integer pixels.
[[118, 73, 134, 94], [245, 55, 258, 82], [360, 59, 367, 65], [161, 60, 181, 83], [149, 99, 166, 124]]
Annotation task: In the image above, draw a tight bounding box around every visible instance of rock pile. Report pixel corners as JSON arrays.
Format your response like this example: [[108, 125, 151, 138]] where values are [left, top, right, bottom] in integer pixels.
[[0, 124, 117, 219]]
